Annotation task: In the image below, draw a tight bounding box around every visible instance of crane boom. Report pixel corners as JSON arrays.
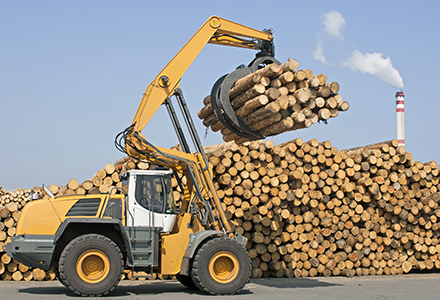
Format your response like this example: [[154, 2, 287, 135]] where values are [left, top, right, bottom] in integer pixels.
[[116, 15, 277, 234], [132, 16, 274, 133]]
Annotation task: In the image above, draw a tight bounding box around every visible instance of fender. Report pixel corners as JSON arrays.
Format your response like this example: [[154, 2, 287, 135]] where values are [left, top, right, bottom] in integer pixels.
[[179, 230, 223, 276], [53, 218, 134, 265], [54, 218, 126, 242]]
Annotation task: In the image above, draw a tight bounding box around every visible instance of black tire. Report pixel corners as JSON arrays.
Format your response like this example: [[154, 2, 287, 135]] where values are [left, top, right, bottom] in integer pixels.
[[176, 274, 197, 289], [54, 268, 67, 287], [190, 236, 251, 295], [58, 234, 123, 297]]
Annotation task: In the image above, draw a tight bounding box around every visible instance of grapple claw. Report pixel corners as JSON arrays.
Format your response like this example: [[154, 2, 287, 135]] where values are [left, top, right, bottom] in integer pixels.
[[210, 55, 281, 140]]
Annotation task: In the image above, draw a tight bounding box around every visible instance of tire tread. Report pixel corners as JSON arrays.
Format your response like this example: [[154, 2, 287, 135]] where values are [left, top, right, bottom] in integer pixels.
[[191, 236, 251, 295], [58, 233, 123, 297]]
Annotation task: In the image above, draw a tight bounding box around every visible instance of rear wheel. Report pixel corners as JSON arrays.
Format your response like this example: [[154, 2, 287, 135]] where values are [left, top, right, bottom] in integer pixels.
[[58, 234, 123, 296], [190, 236, 251, 295]]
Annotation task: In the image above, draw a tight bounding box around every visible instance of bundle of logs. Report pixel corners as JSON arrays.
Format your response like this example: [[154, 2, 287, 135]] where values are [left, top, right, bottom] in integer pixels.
[[198, 59, 349, 144], [2, 137, 440, 281], [205, 139, 440, 278]]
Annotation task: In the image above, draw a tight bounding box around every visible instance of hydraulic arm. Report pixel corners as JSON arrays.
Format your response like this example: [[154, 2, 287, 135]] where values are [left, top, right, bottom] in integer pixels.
[[116, 15, 280, 234]]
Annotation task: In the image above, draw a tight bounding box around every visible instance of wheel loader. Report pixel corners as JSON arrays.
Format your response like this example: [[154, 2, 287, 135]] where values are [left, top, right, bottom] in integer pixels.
[[3, 16, 280, 296]]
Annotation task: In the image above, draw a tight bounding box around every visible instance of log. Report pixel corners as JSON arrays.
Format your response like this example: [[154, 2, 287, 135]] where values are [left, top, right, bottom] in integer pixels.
[[23, 271, 33, 281], [230, 84, 266, 108], [235, 95, 269, 119], [259, 118, 294, 137], [280, 59, 299, 73], [241, 102, 281, 126], [12, 271, 22, 281], [18, 263, 30, 273], [45, 269, 56, 281], [48, 184, 59, 195], [104, 163, 116, 175], [294, 88, 311, 103], [32, 268, 46, 281], [67, 179, 79, 190], [1, 254, 11, 265]]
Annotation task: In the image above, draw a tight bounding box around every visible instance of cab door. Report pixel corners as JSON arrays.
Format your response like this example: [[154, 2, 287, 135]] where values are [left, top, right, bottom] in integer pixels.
[[126, 173, 177, 232]]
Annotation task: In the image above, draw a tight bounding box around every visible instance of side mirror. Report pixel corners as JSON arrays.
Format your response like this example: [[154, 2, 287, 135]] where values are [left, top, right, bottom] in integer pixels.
[[30, 191, 41, 200], [43, 185, 55, 198]]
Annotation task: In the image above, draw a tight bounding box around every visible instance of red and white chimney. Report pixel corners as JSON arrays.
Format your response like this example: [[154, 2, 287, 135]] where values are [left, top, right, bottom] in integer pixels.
[[395, 91, 405, 147]]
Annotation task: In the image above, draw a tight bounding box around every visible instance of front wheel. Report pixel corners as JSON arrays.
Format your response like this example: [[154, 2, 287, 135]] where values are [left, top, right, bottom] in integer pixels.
[[58, 234, 123, 296], [190, 236, 251, 295]]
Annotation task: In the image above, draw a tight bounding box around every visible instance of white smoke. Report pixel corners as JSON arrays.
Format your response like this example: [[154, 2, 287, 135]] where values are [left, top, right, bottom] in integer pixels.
[[313, 40, 327, 65], [314, 10, 404, 89], [322, 10, 346, 40], [344, 50, 404, 89]]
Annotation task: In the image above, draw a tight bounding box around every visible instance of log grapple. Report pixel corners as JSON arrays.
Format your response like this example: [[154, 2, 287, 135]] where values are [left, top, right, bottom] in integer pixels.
[[210, 30, 280, 140]]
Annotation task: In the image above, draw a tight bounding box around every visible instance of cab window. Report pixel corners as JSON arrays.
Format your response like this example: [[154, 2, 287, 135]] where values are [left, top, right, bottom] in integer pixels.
[[135, 175, 165, 213]]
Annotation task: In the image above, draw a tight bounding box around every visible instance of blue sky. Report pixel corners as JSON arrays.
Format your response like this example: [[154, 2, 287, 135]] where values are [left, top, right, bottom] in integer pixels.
[[1, 1, 439, 189]]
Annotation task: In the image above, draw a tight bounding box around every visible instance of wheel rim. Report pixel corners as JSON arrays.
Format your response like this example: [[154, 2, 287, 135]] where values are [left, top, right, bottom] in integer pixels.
[[76, 250, 110, 284], [208, 251, 239, 284]]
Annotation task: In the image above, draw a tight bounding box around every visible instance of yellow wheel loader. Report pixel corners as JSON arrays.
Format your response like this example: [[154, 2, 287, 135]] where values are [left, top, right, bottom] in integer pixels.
[[4, 16, 280, 296]]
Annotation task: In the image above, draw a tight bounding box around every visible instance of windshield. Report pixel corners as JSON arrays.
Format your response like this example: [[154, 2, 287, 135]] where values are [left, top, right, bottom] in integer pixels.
[[134, 174, 177, 214]]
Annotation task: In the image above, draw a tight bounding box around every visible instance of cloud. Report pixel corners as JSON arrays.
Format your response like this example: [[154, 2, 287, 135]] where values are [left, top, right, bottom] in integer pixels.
[[313, 40, 327, 65], [322, 10, 346, 40], [314, 10, 404, 90], [344, 50, 404, 89]]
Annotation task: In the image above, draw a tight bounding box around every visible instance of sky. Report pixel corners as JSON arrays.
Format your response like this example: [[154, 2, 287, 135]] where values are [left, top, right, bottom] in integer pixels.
[[1, 1, 439, 189]]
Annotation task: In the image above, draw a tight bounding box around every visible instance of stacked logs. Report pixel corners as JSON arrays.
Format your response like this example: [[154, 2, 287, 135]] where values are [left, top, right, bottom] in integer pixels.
[[198, 59, 349, 144], [3, 137, 440, 281], [40, 157, 190, 215], [39, 158, 151, 199], [0, 187, 35, 250], [0, 186, 56, 281], [205, 138, 440, 278], [0, 187, 33, 210]]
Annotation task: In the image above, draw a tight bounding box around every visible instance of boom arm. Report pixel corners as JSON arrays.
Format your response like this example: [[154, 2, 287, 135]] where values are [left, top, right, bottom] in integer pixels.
[[132, 15, 274, 133], [118, 16, 276, 233]]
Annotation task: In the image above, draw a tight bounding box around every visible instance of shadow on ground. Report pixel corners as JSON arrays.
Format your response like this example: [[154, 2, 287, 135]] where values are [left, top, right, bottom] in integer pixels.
[[18, 280, 253, 297], [250, 277, 343, 289], [18, 277, 341, 298]]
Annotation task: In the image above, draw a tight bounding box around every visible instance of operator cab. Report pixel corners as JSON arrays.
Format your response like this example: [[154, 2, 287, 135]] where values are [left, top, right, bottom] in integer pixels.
[[121, 169, 178, 232]]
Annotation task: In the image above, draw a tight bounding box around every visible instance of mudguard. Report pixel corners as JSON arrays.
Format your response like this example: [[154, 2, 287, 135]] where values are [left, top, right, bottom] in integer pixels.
[[179, 230, 223, 275]]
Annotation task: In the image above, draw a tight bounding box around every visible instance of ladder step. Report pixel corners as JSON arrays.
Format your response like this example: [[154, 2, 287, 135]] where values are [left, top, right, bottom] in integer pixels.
[[131, 239, 153, 243]]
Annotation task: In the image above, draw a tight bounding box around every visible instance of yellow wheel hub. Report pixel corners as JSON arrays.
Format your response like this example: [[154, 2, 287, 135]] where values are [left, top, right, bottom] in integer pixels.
[[208, 251, 239, 283], [76, 250, 110, 284]]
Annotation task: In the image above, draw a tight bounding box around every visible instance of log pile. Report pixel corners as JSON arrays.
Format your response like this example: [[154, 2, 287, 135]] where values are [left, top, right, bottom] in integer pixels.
[[0, 186, 56, 281], [198, 59, 349, 144], [3, 137, 440, 281], [0, 188, 35, 250], [38, 158, 151, 199], [205, 139, 440, 278]]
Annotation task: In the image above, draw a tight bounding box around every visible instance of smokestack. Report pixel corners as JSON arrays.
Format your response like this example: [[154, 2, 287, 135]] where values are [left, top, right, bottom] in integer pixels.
[[395, 91, 405, 147]]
